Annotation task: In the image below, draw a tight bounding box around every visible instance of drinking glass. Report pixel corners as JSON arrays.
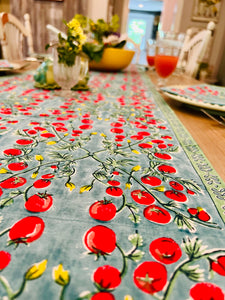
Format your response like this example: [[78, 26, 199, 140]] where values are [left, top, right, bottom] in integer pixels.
[[146, 39, 156, 71], [154, 36, 181, 88]]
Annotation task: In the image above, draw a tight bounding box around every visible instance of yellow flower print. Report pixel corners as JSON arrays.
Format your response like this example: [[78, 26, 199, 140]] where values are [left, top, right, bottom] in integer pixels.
[[132, 150, 140, 155], [53, 264, 70, 286], [47, 141, 57, 145], [154, 186, 165, 192], [65, 182, 76, 191], [25, 259, 47, 280], [132, 165, 141, 172], [35, 155, 43, 161], [125, 183, 132, 189], [79, 185, 92, 193], [31, 171, 38, 179], [0, 168, 8, 174]]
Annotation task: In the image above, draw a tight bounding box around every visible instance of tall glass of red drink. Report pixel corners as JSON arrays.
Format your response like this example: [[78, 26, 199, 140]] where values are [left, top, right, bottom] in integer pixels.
[[154, 35, 182, 88], [146, 39, 156, 71]]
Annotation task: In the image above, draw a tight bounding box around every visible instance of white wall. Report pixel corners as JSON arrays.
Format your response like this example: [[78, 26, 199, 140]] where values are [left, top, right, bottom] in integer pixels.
[[87, 0, 109, 21], [174, 0, 225, 82]]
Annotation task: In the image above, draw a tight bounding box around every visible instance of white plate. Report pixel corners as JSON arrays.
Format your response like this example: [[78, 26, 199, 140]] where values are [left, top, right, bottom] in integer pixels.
[[161, 84, 225, 113], [0, 62, 30, 72]]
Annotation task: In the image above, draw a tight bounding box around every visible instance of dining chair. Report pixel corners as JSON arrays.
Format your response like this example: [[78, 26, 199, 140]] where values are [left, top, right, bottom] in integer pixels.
[[177, 21, 215, 78], [0, 12, 34, 60], [125, 36, 143, 64]]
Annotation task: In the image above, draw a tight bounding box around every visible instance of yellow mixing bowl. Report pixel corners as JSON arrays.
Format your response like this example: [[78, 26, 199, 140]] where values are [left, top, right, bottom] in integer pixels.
[[89, 48, 135, 72]]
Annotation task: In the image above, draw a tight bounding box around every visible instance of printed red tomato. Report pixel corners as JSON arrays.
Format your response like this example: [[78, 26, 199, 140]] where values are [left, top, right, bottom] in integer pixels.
[[40, 133, 55, 138], [149, 237, 182, 264], [0, 177, 27, 189], [107, 180, 120, 186], [0, 251, 11, 270], [110, 122, 123, 127], [8, 216, 45, 244], [196, 208, 210, 222], [210, 256, 225, 276], [138, 143, 153, 149], [33, 179, 51, 189], [89, 200, 117, 221], [169, 181, 184, 191], [131, 190, 155, 205], [25, 193, 53, 212], [143, 205, 172, 224], [84, 225, 116, 255], [93, 265, 121, 289], [133, 261, 167, 294], [7, 162, 28, 171], [3, 148, 22, 156], [158, 164, 176, 174], [187, 189, 195, 195], [106, 186, 123, 197], [41, 174, 55, 179], [79, 125, 93, 130], [154, 153, 172, 160], [164, 190, 187, 202], [141, 176, 162, 186], [91, 292, 115, 300], [16, 139, 34, 145], [190, 282, 224, 300], [110, 128, 123, 134], [188, 208, 198, 216]]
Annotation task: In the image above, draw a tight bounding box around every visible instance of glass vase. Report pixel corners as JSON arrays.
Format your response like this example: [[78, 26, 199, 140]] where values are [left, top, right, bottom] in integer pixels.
[[53, 47, 81, 92]]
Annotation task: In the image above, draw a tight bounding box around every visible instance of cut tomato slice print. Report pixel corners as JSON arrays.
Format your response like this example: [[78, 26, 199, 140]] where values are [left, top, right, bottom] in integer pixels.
[[133, 261, 167, 294], [8, 216, 45, 244], [93, 265, 121, 290], [84, 225, 116, 255], [131, 190, 155, 205], [149, 237, 182, 264], [143, 205, 172, 224], [89, 201, 117, 221]]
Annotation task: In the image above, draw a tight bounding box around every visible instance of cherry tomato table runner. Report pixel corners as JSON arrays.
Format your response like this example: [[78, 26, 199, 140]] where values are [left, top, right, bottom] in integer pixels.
[[0, 66, 224, 300]]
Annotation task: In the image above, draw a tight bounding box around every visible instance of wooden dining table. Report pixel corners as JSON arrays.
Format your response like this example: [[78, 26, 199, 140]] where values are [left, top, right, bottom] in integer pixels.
[[0, 61, 224, 300], [148, 71, 225, 183]]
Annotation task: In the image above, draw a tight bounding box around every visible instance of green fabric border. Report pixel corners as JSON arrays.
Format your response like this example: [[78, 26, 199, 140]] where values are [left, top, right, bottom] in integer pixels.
[[144, 74, 225, 224]]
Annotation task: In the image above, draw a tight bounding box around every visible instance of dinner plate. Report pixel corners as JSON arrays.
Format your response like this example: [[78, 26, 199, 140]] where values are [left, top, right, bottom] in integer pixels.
[[0, 61, 30, 72], [161, 84, 225, 114]]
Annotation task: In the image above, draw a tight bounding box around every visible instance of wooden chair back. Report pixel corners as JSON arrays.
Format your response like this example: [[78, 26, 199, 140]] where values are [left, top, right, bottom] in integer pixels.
[[177, 21, 215, 78], [0, 12, 34, 60]]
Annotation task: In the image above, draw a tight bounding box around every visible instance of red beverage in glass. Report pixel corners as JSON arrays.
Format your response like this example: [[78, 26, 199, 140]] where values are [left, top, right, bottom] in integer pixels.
[[155, 55, 178, 78], [147, 55, 155, 67]]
